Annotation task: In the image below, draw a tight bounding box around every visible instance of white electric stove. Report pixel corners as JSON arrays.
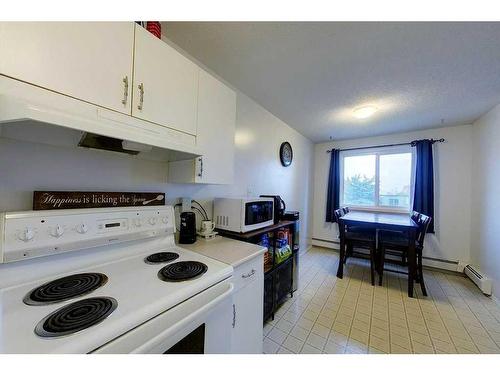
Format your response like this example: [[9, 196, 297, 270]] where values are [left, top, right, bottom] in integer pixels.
[[0, 206, 234, 354]]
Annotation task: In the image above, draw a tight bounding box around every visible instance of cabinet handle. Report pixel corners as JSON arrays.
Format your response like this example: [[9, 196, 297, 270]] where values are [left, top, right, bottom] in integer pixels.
[[137, 83, 144, 110], [232, 303, 236, 328], [242, 269, 256, 278], [121, 76, 129, 105], [197, 157, 203, 178]]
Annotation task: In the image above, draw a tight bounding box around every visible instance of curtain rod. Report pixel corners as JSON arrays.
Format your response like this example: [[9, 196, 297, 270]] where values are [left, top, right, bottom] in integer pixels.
[[326, 138, 445, 153]]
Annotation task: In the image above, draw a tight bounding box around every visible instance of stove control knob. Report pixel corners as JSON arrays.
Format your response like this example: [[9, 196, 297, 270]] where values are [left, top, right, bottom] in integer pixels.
[[148, 217, 157, 226], [18, 227, 35, 242], [76, 223, 88, 234], [50, 225, 64, 238], [133, 218, 142, 227], [162, 216, 169, 224]]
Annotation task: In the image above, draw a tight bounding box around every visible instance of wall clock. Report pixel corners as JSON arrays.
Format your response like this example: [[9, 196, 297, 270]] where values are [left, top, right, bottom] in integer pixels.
[[279, 142, 293, 167]]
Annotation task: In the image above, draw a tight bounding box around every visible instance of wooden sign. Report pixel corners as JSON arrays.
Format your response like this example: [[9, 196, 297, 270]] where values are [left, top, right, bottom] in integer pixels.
[[33, 191, 166, 210]]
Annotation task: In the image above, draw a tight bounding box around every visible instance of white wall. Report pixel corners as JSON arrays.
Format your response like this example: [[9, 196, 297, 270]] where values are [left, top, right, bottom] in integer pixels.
[[312, 125, 473, 271], [0, 92, 314, 251], [471, 104, 500, 299]]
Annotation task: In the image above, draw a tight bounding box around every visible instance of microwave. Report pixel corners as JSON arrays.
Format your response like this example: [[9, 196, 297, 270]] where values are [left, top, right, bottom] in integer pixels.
[[214, 197, 274, 233]]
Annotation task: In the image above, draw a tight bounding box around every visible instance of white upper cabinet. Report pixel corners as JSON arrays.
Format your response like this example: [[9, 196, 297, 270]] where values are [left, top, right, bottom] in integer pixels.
[[132, 25, 199, 135], [0, 22, 134, 114], [168, 69, 236, 184], [0, 22, 235, 182], [196, 69, 236, 184]]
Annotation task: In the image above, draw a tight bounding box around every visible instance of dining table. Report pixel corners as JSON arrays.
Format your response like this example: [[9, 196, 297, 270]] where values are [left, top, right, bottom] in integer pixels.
[[336, 211, 419, 298]]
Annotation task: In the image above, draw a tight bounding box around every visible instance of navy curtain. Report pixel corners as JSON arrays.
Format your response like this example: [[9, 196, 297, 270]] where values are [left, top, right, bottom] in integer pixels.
[[325, 149, 341, 222], [412, 139, 435, 233]]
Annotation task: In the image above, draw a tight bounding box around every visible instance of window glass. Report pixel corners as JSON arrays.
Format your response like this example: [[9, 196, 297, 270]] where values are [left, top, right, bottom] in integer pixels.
[[343, 154, 376, 206], [379, 153, 412, 208], [340, 147, 414, 211]]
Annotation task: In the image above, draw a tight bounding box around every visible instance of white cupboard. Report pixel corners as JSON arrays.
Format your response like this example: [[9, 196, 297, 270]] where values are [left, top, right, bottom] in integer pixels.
[[196, 70, 236, 184], [132, 24, 199, 135], [168, 69, 236, 184], [0, 22, 236, 184], [230, 255, 264, 354], [0, 22, 134, 114]]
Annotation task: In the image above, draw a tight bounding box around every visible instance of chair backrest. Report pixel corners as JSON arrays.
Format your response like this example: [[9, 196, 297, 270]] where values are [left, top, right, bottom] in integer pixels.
[[415, 213, 432, 247], [334, 208, 345, 222], [411, 211, 420, 222], [333, 208, 345, 239]]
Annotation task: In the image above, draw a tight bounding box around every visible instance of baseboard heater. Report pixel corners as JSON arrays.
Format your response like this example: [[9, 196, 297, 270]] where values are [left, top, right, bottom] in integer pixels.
[[311, 238, 339, 246], [464, 264, 492, 296]]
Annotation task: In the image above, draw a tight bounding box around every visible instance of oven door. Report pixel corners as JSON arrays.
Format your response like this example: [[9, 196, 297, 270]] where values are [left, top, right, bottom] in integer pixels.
[[92, 281, 234, 354], [242, 200, 274, 232]]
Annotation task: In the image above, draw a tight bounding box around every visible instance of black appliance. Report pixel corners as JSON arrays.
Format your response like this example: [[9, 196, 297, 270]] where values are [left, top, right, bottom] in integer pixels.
[[260, 195, 286, 224], [179, 211, 196, 244], [282, 210, 299, 292]]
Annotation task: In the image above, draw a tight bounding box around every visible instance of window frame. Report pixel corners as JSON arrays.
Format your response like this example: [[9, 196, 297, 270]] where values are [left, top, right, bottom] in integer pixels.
[[339, 145, 416, 213]]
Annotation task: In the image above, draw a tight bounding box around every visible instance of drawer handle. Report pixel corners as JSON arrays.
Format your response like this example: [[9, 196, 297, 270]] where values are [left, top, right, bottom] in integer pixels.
[[137, 83, 144, 110], [121, 76, 129, 105], [242, 269, 256, 278], [232, 303, 236, 328]]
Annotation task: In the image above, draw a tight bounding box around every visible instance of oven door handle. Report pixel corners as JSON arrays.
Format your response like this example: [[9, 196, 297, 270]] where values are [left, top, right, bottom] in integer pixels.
[[130, 282, 234, 353]]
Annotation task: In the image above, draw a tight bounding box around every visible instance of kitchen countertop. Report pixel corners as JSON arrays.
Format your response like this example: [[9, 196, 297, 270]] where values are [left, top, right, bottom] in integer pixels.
[[177, 235, 266, 268]]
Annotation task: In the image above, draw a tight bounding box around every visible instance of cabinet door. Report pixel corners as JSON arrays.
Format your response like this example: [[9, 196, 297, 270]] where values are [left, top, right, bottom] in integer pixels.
[[0, 22, 134, 114], [167, 70, 236, 184], [132, 24, 198, 135], [195, 70, 236, 184], [231, 279, 264, 354]]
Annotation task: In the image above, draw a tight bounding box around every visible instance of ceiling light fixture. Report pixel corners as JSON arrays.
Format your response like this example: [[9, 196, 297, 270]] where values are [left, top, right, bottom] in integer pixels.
[[353, 105, 379, 119]]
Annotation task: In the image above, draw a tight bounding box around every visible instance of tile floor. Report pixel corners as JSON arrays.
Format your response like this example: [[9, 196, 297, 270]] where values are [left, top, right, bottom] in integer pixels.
[[263, 246, 500, 354]]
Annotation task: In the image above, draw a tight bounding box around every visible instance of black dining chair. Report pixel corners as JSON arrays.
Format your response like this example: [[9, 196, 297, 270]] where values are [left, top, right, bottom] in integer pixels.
[[334, 207, 377, 286], [397, 211, 422, 265], [342, 206, 376, 233], [377, 212, 432, 296]]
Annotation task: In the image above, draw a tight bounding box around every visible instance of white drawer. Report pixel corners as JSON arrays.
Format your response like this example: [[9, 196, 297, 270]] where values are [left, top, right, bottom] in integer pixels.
[[232, 255, 264, 293]]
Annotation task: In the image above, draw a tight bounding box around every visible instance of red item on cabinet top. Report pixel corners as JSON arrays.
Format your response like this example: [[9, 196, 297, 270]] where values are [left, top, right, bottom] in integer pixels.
[[146, 22, 161, 38]]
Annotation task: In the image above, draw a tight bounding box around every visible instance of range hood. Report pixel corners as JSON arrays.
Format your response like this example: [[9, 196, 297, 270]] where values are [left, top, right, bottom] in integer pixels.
[[0, 95, 201, 162]]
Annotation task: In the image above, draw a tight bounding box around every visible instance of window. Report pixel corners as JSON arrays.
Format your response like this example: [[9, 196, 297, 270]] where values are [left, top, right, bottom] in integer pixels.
[[340, 146, 414, 211]]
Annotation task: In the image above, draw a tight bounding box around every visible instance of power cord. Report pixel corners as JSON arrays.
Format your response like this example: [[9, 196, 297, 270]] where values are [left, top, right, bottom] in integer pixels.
[[191, 199, 209, 220], [190, 206, 206, 222]]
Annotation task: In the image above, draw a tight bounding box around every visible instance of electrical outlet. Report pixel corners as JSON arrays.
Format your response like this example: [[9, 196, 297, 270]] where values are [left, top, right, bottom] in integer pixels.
[[182, 197, 192, 212]]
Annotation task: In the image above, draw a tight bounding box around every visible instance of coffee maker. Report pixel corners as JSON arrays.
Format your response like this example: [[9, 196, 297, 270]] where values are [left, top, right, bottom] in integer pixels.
[[178, 211, 197, 244]]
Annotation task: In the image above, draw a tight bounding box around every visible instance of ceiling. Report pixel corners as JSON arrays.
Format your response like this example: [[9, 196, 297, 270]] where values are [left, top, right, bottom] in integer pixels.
[[163, 22, 500, 143]]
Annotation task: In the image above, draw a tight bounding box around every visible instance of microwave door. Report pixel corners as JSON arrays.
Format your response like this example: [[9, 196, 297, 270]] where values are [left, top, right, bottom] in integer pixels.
[[244, 201, 273, 231]]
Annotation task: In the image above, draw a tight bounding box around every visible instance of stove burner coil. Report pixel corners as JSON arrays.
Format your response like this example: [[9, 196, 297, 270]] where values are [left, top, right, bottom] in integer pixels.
[[34, 297, 117, 338], [145, 252, 180, 264], [158, 261, 208, 282], [24, 273, 108, 306]]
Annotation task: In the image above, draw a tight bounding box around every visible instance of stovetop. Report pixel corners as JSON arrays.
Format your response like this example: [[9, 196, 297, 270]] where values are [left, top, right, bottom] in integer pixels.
[[24, 272, 109, 305], [0, 242, 233, 353], [144, 251, 180, 264], [34, 296, 118, 338]]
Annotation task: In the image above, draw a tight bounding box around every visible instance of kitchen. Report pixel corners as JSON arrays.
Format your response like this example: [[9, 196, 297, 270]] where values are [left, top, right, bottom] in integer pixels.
[[1, 2, 500, 371], [0, 21, 312, 355]]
